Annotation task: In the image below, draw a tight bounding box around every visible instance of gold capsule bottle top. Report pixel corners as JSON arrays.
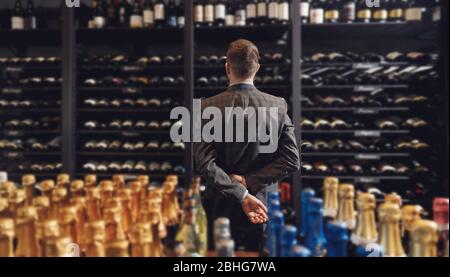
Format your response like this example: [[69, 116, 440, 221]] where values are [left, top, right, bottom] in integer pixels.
[[385, 192, 403, 206], [323, 176, 339, 218], [113, 175, 125, 190], [352, 192, 378, 244], [84, 175, 97, 188], [22, 175, 36, 186], [70, 180, 85, 195], [337, 183, 356, 229], [409, 219, 438, 257], [0, 181, 17, 198], [378, 202, 405, 257], [56, 174, 70, 187], [402, 205, 424, 234]]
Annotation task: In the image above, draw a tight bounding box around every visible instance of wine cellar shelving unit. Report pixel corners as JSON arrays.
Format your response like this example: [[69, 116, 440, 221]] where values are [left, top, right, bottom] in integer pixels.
[[0, 1, 448, 216]]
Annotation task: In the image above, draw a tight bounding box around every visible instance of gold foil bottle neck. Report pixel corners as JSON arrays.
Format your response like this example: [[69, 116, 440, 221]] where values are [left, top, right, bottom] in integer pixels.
[[0, 181, 17, 199], [352, 192, 378, 245], [70, 180, 85, 195], [15, 206, 39, 257], [52, 187, 68, 204], [385, 192, 403, 206], [162, 181, 179, 226], [56, 174, 70, 187], [165, 175, 178, 184], [409, 219, 438, 257], [106, 239, 130, 257], [0, 198, 10, 216], [113, 174, 125, 190], [84, 220, 105, 257], [0, 218, 15, 257], [8, 189, 26, 205], [323, 177, 339, 218], [378, 202, 405, 257], [22, 175, 36, 186], [40, 180, 55, 196], [402, 205, 424, 235], [84, 175, 97, 188], [137, 175, 149, 186], [337, 184, 356, 229]]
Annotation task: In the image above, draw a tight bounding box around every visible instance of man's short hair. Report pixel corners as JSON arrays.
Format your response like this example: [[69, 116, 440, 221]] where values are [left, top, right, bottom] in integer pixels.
[[226, 39, 260, 79]]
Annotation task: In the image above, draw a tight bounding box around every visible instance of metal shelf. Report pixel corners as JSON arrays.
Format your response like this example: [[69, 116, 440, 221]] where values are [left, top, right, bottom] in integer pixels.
[[77, 87, 184, 93], [302, 107, 410, 112], [77, 152, 183, 156], [302, 84, 409, 90], [77, 130, 171, 135], [0, 29, 61, 46], [77, 109, 171, 113]]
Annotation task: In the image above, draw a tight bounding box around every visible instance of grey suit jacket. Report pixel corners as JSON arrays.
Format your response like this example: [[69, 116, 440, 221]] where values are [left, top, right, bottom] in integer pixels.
[[194, 83, 300, 204]]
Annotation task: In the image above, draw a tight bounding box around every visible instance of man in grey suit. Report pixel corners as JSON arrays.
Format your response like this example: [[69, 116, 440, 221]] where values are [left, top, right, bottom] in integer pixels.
[[194, 39, 300, 251]]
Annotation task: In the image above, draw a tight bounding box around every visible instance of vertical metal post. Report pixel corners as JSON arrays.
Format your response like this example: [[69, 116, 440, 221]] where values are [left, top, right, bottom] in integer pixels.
[[291, 0, 302, 227], [62, 6, 76, 177], [184, 0, 194, 187], [440, 0, 449, 195]]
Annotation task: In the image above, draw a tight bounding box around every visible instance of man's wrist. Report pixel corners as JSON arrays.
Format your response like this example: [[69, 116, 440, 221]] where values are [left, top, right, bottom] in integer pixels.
[[241, 189, 249, 202]]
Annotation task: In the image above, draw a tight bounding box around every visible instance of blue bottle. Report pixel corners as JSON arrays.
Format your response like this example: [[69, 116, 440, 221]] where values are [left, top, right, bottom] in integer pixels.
[[299, 189, 315, 238], [289, 245, 312, 257], [305, 198, 327, 257], [267, 210, 285, 257], [279, 225, 298, 257], [269, 199, 281, 214], [325, 221, 349, 257]]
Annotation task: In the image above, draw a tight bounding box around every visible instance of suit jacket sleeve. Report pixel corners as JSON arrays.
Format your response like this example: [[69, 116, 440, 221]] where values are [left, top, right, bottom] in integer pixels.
[[245, 100, 300, 194], [194, 140, 247, 201]]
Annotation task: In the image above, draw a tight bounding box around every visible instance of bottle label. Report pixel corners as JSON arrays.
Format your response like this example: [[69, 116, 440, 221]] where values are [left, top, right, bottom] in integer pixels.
[[177, 16, 185, 26], [154, 4, 165, 20], [405, 7, 423, 21], [257, 2, 267, 17], [278, 2, 289, 21], [215, 4, 226, 20], [195, 5, 204, 22], [300, 2, 310, 17], [235, 9, 246, 25], [94, 16, 106, 29], [205, 4, 214, 22], [268, 2, 278, 19], [226, 14, 235, 26], [341, 3, 355, 21], [432, 7, 441, 21], [389, 8, 403, 19], [143, 9, 154, 25], [247, 4, 256, 19], [325, 10, 339, 20], [373, 10, 388, 20], [11, 16, 25, 30], [130, 15, 143, 28], [357, 9, 371, 20], [28, 17, 37, 29], [310, 8, 324, 24]]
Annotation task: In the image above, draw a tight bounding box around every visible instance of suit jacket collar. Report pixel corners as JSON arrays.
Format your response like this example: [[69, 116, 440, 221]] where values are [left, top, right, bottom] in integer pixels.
[[228, 83, 256, 92]]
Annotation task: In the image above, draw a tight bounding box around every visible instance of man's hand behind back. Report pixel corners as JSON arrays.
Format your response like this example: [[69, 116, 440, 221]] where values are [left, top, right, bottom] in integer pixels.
[[242, 194, 268, 224]]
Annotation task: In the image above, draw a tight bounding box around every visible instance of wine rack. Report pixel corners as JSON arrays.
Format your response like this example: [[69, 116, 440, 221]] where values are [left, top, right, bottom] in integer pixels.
[[299, 21, 445, 210]]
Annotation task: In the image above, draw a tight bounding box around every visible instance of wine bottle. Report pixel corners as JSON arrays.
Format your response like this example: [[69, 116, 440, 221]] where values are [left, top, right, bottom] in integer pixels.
[[213, 217, 231, 250], [401, 205, 424, 253], [0, 218, 14, 257], [166, 0, 177, 27], [340, 0, 356, 23], [25, 0, 36, 30], [204, 0, 214, 26], [143, 0, 154, 28], [300, 0, 311, 23], [379, 202, 406, 257], [267, 210, 284, 257], [356, 0, 371, 22], [194, 0, 204, 27], [310, 0, 325, 24], [234, 1, 246, 26], [431, 0, 441, 22], [324, 0, 340, 23], [154, 0, 166, 27], [299, 189, 316, 238], [305, 198, 326, 257], [214, 0, 226, 26], [278, 0, 290, 24], [372, 0, 388, 22], [268, 0, 279, 24], [216, 238, 235, 257], [225, 0, 235, 26], [325, 221, 349, 257], [433, 198, 449, 257], [106, 0, 117, 27], [130, 0, 144, 28], [405, 0, 425, 22], [323, 177, 339, 219], [85, 220, 106, 257], [351, 192, 378, 247], [257, 0, 268, 25], [177, 0, 185, 27], [388, 0, 407, 22], [336, 184, 356, 230], [11, 0, 25, 30], [246, 0, 258, 25], [279, 225, 297, 257], [409, 220, 439, 257], [117, 0, 131, 27]]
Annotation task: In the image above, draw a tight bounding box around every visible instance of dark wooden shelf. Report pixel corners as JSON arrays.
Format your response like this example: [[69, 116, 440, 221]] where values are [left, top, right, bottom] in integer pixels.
[[0, 29, 61, 46]]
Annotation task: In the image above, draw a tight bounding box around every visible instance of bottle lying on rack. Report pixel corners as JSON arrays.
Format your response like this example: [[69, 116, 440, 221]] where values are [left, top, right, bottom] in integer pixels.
[[82, 97, 180, 109], [0, 56, 61, 65], [301, 0, 441, 24], [82, 160, 185, 174], [80, 54, 184, 66], [14, 162, 63, 172], [81, 75, 184, 87], [82, 139, 185, 152], [82, 119, 173, 131], [0, 100, 61, 109], [300, 159, 430, 176], [3, 117, 60, 130], [300, 138, 430, 152], [0, 137, 61, 152], [85, 0, 185, 29], [2, 76, 62, 87], [302, 51, 438, 64]]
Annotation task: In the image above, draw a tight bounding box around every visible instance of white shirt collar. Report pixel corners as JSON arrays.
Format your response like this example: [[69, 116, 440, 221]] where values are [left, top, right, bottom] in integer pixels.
[[229, 81, 254, 87]]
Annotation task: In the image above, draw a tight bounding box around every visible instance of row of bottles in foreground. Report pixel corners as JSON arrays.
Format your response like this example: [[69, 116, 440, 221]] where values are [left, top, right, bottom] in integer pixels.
[[265, 177, 448, 257], [0, 173, 208, 257]]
